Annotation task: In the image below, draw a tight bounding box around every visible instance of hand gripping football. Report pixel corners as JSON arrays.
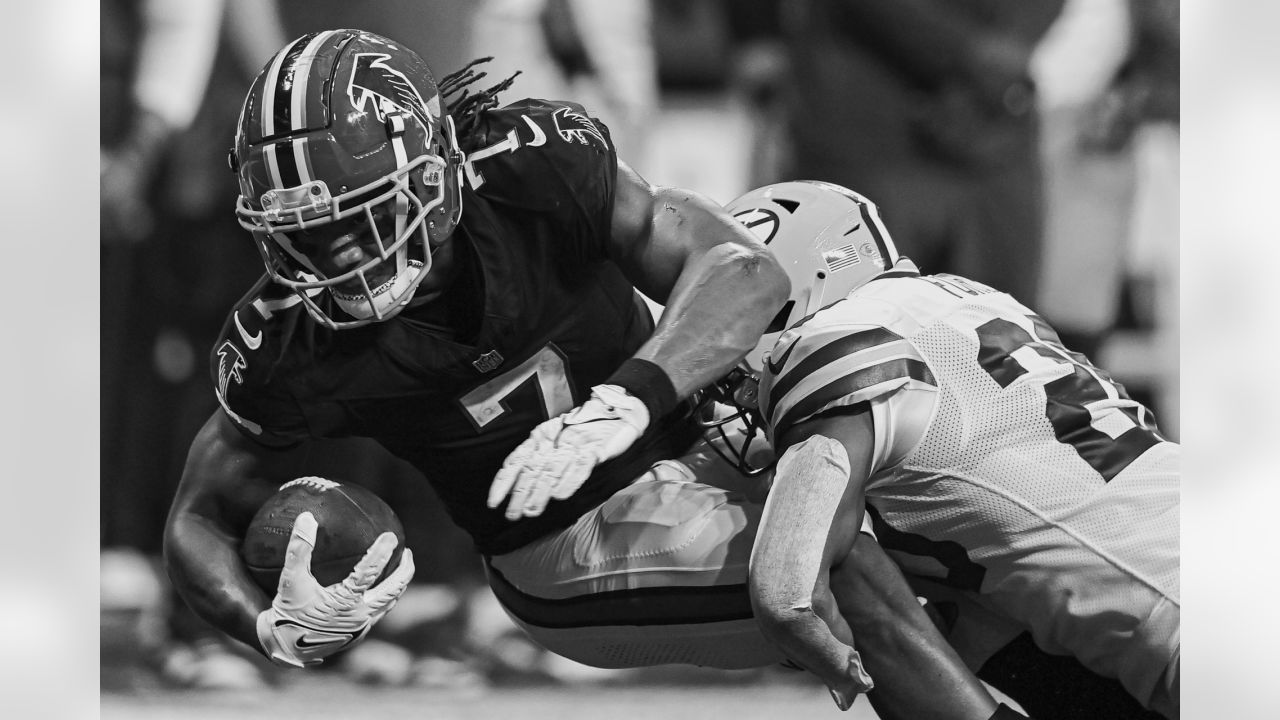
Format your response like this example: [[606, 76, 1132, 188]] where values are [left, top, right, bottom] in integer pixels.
[[241, 477, 405, 594]]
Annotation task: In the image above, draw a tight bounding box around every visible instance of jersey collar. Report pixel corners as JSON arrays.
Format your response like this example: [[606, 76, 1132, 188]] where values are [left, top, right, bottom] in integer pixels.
[[872, 256, 920, 281]]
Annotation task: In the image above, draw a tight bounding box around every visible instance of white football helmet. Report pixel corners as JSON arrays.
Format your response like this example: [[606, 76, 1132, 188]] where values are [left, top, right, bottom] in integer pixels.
[[728, 180, 900, 372], [698, 181, 900, 473]]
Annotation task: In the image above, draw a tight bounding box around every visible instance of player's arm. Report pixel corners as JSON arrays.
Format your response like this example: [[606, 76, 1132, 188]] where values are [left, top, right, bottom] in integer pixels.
[[833, 531, 1007, 720], [489, 161, 789, 519], [163, 410, 415, 668], [753, 410, 1011, 718], [162, 410, 307, 649], [748, 411, 878, 707], [606, 160, 790, 399]]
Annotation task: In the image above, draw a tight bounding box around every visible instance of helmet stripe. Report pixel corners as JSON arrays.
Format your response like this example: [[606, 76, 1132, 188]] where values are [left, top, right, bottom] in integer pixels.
[[858, 202, 898, 267], [274, 140, 301, 189], [292, 137, 313, 184], [264, 142, 285, 191], [290, 30, 340, 132], [768, 327, 910, 405], [259, 34, 307, 139]]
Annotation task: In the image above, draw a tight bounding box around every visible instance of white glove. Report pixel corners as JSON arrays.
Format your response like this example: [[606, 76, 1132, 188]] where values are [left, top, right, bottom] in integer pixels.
[[255, 511, 415, 668], [489, 384, 650, 520]]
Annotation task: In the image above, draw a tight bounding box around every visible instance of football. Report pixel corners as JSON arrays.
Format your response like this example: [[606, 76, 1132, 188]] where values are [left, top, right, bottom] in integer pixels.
[[241, 476, 405, 594]]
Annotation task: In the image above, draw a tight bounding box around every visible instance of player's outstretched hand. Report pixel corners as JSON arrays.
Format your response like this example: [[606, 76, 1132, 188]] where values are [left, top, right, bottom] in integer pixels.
[[826, 651, 875, 711], [255, 512, 415, 668], [489, 384, 649, 520]]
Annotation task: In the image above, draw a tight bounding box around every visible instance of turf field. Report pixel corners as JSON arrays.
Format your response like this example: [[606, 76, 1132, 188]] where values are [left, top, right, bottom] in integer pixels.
[[101, 679, 876, 720]]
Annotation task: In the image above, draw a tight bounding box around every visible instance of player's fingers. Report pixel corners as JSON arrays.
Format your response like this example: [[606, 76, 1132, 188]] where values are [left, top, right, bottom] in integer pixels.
[[524, 451, 577, 516], [847, 648, 874, 691], [521, 474, 556, 517], [504, 470, 538, 521], [488, 465, 520, 508], [550, 455, 595, 500], [343, 531, 398, 593], [367, 549, 415, 611], [489, 445, 534, 507], [279, 511, 319, 591]]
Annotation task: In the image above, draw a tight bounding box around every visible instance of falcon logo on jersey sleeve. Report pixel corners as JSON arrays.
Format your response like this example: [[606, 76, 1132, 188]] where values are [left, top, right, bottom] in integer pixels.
[[762, 325, 937, 437], [214, 340, 265, 436], [216, 341, 248, 398], [552, 107, 606, 148]]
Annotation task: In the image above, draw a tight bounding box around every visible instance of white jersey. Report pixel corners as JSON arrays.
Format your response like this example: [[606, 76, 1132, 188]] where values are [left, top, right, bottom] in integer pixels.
[[759, 260, 1179, 710]]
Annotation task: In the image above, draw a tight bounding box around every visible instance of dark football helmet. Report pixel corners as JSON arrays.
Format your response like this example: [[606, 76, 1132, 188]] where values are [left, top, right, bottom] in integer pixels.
[[231, 29, 465, 329], [699, 181, 901, 474]]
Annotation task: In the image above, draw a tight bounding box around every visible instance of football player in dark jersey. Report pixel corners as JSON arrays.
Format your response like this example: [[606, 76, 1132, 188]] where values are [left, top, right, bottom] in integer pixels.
[[162, 29, 1027, 720]]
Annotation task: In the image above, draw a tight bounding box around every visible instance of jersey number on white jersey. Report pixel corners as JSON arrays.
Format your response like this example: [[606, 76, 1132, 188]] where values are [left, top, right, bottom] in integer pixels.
[[975, 316, 1163, 482]]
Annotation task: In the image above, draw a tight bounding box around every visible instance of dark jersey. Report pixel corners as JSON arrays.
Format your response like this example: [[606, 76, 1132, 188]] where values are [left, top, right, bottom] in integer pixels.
[[212, 99, 700, 555]]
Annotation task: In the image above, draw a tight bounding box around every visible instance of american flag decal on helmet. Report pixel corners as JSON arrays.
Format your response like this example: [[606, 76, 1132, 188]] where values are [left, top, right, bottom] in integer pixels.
[[822, 244, 863, 272]]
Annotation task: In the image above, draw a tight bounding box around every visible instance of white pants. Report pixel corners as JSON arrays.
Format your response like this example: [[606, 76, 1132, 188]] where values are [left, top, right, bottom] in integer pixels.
[[485, 433, 783, 669]]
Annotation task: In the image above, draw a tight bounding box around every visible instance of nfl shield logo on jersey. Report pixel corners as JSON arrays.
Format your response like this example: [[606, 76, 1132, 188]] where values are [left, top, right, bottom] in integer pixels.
[[472, 350, 504, 374]]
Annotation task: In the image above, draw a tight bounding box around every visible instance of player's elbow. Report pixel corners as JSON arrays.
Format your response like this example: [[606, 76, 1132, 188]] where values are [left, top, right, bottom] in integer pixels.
[[707, 243, 791, 353], [754, 600, 826, 657], [727, 243, 790, 315], [750, 577, 817, 637], [160, 507, 198, 590], [755, 249, 791, 309]]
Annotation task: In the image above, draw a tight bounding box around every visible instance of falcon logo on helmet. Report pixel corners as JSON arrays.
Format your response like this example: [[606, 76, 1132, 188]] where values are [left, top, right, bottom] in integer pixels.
[[347, 53, 440, 132]]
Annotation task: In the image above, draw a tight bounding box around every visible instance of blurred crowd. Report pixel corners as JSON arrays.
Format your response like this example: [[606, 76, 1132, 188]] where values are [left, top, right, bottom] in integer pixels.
[[101, 0, 1178, 693]]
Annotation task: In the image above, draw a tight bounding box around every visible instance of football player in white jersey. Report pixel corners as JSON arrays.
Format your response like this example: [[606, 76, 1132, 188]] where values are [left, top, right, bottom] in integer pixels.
[[717, 181, 1179, 720]]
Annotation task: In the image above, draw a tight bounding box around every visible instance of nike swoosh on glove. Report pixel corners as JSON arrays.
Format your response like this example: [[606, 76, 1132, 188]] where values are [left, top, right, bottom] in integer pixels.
[[488, 384, 649, 520], [255, 511, 415, 668]]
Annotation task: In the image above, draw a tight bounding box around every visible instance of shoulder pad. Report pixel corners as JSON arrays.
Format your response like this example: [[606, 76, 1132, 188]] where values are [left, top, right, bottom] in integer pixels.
[[761, 320, 937, 439], [461, 99, 617, 210]]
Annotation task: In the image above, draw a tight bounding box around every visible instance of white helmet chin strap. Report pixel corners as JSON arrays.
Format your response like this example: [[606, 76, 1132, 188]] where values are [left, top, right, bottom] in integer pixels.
[[332, 260, 424, 320]]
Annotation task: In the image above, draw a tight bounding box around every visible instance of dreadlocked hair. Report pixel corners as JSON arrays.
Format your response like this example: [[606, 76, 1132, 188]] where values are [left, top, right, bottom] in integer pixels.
[[439, 57, 521, 150]]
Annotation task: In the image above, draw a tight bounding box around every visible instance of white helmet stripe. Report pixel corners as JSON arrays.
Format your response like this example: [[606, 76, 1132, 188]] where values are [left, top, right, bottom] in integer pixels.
[[290, 30, 339, 131], [259, 34, 305, 138], [264, 142, 285, 192], [292, 137, 313, 184]]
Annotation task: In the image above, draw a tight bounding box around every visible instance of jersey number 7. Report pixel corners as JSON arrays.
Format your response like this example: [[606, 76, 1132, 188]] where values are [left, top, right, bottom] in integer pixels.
[[458, 345, 575, 430]]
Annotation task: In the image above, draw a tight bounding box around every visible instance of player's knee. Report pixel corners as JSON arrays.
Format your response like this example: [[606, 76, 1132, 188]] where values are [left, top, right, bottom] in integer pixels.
[[586, 464, 753, 568]]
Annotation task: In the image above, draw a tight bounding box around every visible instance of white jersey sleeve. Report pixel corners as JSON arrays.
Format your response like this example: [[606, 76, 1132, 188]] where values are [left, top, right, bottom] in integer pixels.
[[758, 303, 941, 474]]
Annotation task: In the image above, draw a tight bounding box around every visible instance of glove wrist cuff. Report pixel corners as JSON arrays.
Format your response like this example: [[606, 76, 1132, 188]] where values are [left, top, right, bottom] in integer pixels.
[[256, 609, 304, 668], [607, 358, 678, 421]]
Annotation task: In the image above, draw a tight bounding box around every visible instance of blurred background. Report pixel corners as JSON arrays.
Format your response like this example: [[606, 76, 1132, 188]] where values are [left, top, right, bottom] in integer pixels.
[[99, 0, 1178, 716]]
